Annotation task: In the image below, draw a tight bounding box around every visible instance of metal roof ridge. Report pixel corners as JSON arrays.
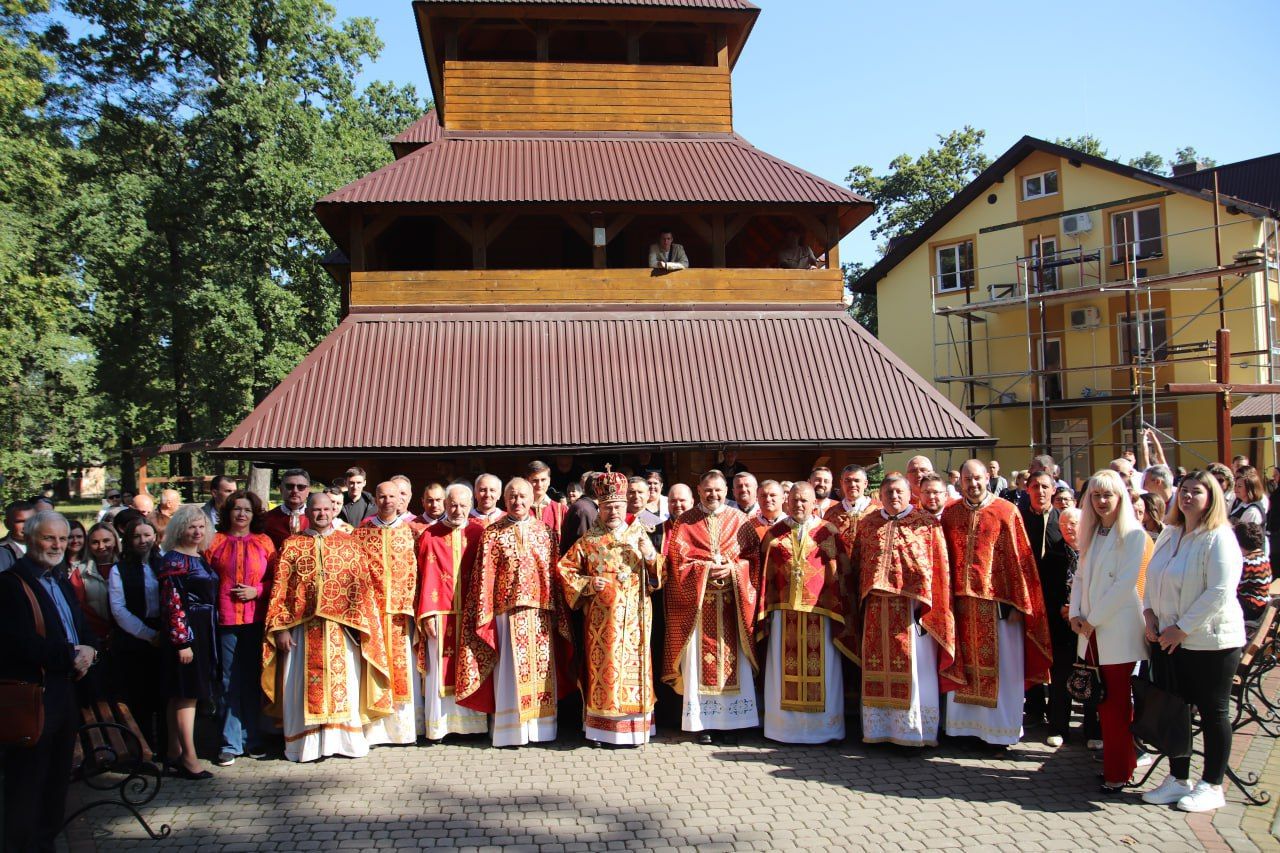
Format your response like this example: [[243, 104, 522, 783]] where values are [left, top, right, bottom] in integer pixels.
[[439, 129, 742, 141]]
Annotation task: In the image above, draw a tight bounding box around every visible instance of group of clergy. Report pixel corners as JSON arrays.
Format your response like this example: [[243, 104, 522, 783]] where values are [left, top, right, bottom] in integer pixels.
[[258, 459, 1052, 761]]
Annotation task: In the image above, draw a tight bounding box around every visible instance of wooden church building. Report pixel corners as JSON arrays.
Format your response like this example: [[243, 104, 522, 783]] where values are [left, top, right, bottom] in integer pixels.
[[216, 0, 989, 486]]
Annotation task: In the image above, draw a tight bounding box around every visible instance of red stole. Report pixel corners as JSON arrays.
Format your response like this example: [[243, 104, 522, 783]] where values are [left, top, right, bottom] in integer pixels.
[[415, 519, 483, 697], [263, 506, 308, 551], [661, 506, 761, 696], [759, 518, 844, 712], [939, 497, 1051, 706]]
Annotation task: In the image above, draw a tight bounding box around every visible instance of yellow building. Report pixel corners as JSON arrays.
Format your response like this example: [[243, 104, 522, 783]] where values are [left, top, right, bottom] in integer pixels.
[[855, 137, 1280, 486]]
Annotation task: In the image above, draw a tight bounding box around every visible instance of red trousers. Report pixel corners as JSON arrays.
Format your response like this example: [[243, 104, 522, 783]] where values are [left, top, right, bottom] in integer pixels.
[[1098, 661, 1137, 784]]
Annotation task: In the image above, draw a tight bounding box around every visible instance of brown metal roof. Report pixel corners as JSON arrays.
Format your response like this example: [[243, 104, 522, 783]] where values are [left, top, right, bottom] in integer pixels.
[[218, 307, 988, 458], [1232, 394, 1280, 423], [390, 110, 443, 159], [320, 132, 868, 208]]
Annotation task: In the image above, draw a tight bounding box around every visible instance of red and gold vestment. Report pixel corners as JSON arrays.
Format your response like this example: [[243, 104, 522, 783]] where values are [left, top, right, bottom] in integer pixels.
[[352, 522, 421, 707], [759, 518, 844, 712], [836, 508, 955, 710], [261, 532, 391, 726], [939, 495, 1052, 706], [415, 519, 483, 697], [662, 506, 761, 696], [456, 516, 574, 716], [558, 521, 664, 732]]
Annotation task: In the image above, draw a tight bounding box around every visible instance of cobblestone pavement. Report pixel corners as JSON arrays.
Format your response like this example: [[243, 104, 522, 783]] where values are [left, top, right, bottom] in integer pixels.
[[63, 724, 1279, 853]]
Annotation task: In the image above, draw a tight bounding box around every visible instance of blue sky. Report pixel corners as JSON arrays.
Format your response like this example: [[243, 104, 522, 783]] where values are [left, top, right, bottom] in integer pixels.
[[333, 0, 1280, 264]]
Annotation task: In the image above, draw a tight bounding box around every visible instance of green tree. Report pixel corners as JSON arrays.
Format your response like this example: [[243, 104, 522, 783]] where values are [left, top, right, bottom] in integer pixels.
[[847, 125, 992, 244], [58, 0, 423, 488], [1172, 146, 1216, 170], [0, 0, 109, 500], [1128, 151, 1165, 173]]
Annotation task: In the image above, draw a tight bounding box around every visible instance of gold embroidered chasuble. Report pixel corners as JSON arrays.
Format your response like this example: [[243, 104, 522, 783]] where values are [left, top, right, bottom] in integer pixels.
[[353, 522, 421, 705], [835, 508, 956, 711], [456, 516, 574, 717], [759, 517, 844, 712], [261, 531, 392, 726], [558, 521, 665, 729]]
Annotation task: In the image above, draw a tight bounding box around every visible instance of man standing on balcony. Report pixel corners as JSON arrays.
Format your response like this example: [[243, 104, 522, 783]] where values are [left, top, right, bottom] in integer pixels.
[[777, 229, 820, 270], [649, 230, 689, 273], [663, 471, 761, 744]]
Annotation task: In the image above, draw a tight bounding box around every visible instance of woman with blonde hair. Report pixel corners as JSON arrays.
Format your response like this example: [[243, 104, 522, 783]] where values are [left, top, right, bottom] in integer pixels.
[[1069, 470, 1153, 793], [158, 504, 220, 779], [1140, 470, 1245, 813]]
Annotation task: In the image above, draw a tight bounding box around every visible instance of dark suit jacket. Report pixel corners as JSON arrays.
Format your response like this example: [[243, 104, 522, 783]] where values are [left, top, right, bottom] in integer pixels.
[[0, 556, 97, 685], [1019, 506, 1071, 624], [562, 497, 599, 552]]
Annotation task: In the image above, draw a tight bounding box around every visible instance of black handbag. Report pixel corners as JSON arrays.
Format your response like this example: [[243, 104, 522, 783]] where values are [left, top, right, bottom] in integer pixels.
[[1066, 643, 1105, 704], [1131, 647, 1193, 758]]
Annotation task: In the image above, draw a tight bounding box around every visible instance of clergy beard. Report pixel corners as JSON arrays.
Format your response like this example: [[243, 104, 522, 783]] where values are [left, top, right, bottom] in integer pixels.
[[443, 515, 465, 529]]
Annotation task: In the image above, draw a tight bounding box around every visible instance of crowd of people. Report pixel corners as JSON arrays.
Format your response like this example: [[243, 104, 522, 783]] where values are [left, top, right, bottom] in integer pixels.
[[2, 444, 1277, 850]]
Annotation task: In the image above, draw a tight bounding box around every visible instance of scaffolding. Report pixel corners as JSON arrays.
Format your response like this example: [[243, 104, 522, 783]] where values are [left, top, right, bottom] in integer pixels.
[[930, 202, 1280, 483]]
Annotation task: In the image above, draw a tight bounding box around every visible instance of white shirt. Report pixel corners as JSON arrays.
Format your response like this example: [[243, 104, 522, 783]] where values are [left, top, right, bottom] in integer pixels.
[[1144, 525, 1246, 650], [108, 561, 160, 642], [841, 496, 872, 515], [471, 507, 505, 523]]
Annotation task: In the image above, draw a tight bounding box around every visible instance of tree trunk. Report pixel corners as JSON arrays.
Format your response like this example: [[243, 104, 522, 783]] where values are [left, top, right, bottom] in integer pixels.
[[247, 464, 273, 504]]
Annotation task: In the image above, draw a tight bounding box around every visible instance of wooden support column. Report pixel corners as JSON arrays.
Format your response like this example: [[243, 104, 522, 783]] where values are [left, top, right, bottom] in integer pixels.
[[135, 455, 149, 495], [826, 214, 841, 269], [1216, 328, 1233, 465], [712, 214, 726, 268], [536, 24, 549, 61], [715, 28, 730, 69]]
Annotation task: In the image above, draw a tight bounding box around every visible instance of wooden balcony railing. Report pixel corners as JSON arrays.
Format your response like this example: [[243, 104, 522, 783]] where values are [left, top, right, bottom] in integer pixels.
[[350, 267, 845, 308]]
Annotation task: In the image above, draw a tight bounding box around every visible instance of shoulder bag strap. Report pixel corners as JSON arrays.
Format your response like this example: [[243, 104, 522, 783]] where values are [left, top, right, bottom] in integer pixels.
[[15, 573, 46, 685]]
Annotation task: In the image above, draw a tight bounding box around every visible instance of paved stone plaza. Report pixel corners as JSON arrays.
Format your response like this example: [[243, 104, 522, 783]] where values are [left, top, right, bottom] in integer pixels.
[[65, 726, 1280, 853]]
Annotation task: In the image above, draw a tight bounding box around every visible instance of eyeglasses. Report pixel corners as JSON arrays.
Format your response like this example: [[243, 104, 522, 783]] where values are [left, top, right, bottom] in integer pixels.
[[283, 483, 310, 491]]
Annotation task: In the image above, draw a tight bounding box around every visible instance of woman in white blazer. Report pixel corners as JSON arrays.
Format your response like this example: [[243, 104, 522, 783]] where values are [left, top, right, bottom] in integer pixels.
[[1069, 470, 1153, 793], [1139, 469, 1246, 813]]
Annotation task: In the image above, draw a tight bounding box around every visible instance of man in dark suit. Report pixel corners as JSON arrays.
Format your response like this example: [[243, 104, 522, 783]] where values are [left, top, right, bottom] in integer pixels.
[[0, 510, 98, 852], [561, 472, 599, 553], [1019, 471, 1073, 746]]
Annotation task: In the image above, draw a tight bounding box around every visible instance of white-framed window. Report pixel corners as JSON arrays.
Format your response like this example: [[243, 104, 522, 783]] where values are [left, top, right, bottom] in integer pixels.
[[935, 240, 975, 292], [1110, 205, 1163, 264], [1030, 237, 1059, 291], [1117, 309, 1169, 364], [1022, 170, 1059, 200]]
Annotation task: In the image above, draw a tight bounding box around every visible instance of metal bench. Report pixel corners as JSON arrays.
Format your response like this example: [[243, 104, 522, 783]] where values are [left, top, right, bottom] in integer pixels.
[[62, 697, 171, 839]]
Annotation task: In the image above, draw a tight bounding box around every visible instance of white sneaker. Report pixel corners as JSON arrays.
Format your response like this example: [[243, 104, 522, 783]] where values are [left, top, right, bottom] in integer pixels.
[[1135, 750, 1155, 767], [1142, 775, 1193, 805], [1046, 735, 1064, 747], [1177, 781, 1226, 813], [1086, 739, 1104, 751]]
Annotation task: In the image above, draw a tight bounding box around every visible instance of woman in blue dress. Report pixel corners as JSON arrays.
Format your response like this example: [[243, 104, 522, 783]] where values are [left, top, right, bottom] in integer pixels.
[[159, 504, 221, 780]]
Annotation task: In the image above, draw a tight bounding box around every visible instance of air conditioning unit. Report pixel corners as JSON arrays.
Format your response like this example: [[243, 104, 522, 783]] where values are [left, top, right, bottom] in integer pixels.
[[1070, 306, 1101, 330], [1061, 212, 1093, 236]]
